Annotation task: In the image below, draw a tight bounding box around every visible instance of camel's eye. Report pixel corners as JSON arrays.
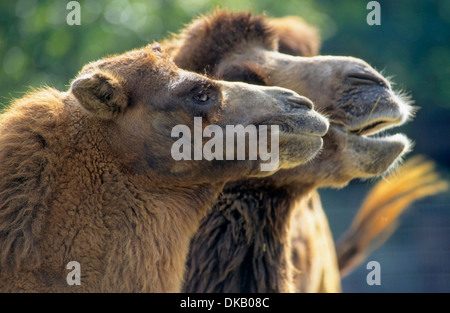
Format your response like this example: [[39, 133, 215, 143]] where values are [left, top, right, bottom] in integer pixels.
[[193, 92, 209, 103]]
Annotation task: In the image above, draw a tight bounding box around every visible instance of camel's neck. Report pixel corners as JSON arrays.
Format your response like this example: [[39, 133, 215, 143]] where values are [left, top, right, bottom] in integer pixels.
[[184, 181, 311, 293], [39, 125, 222, 292], [98, 183, 220, 292], [40, 167, 221, 292]]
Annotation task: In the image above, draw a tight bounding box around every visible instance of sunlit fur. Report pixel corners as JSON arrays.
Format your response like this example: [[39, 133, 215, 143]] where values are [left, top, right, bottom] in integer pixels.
[[0, 44, 327, 292]]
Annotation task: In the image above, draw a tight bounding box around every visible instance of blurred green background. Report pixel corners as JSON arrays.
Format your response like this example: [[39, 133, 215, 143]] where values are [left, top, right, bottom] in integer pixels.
[[1, 0, 449, 292]]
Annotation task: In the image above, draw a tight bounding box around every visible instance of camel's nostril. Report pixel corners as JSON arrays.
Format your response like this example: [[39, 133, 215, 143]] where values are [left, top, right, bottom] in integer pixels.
[[287, 96, 314, 110], [347, 73, 389, 88]]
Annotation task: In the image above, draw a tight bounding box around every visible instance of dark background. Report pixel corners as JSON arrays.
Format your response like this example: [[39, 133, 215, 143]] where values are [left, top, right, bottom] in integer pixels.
[[1, 0, 448, 292]]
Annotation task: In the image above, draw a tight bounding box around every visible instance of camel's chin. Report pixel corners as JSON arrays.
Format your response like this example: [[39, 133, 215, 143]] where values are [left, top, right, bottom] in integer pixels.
[[246, 132, 323, 177], [348, 132, 411, 176], [330, 125, 411, 177], [278, 132, 323, 169]]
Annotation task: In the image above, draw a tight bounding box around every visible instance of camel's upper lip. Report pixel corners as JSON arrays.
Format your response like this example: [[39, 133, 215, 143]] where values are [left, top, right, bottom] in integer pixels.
[[342, 88, 413, 136]]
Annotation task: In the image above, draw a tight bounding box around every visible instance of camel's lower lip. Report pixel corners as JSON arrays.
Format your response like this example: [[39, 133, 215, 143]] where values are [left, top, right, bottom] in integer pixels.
[[332, 124, 410, 150], [357, 132, 410, 147], [328, 125, 411, 177]]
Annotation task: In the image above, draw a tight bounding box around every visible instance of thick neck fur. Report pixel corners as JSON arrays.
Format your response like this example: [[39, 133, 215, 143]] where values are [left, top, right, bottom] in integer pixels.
[[183, 180, 312, 293], [0, 90, 221, 292]]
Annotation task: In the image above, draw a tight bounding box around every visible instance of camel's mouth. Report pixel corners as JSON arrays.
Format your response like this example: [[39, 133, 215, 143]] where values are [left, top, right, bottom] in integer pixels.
[[330, 102, 411, 160], [277, 124, 325, 137], [346, 91, 413, 137], [263, 109, 329, 138], [339, 116, 409, 151], [332, 121, 407, 142], [330, 124, 411, 176], [339, 80, 414, 138], [326, 87, 414, 176], [348, 117, 401, 136]]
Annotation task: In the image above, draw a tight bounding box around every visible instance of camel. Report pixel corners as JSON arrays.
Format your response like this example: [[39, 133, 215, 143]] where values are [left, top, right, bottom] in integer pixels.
[[172, 11, 447, 292], [161, 10, 425, 292], [0, 44, 331, 292], [269, 16, 448, 291]]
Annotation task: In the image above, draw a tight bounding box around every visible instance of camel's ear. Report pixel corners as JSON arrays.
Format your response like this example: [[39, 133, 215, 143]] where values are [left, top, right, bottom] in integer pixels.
[[71, 70, 128, 119]]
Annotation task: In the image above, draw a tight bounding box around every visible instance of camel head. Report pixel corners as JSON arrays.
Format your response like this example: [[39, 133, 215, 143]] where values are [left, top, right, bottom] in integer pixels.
[[166, 10, 413, 188], [268, 54, 413, 187], [70, 44, 328, 186]]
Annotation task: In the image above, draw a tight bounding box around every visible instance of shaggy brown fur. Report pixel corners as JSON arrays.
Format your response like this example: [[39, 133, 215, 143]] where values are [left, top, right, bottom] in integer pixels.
[[267, 16, 321, 57], [0, 44, 328, 292], [170, 11, 278, 74], [164, 10, 415, 292], [184, 182, 294, 292], [289, 190, 340, 292]]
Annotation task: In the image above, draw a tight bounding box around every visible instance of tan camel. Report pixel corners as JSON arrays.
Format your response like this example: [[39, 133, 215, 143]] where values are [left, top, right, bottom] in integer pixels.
[[161, 10, 424, 292], [270, 15, 448, 292], [0, 44, 330, 292]]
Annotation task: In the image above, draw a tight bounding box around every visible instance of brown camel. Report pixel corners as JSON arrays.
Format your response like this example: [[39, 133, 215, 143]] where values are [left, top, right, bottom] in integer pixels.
[[269, 16, 448, 291], [162, 10, 419, 292], [0, 44, 331, 292]]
